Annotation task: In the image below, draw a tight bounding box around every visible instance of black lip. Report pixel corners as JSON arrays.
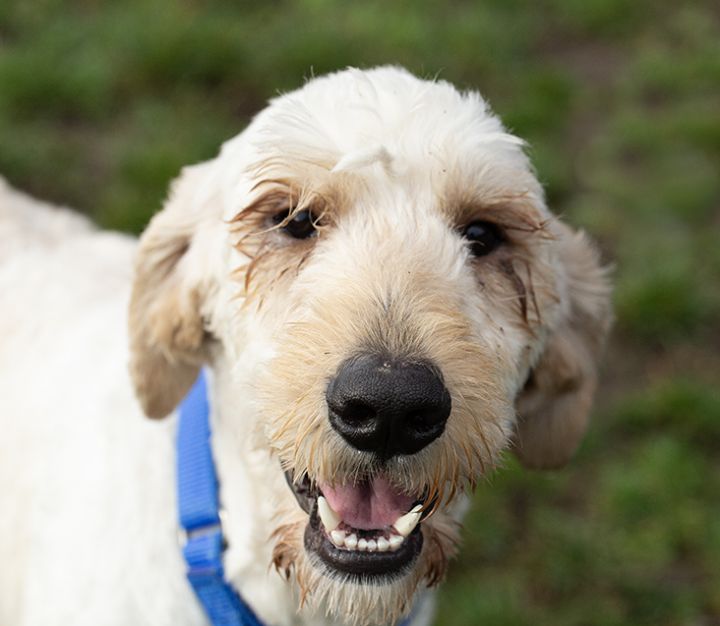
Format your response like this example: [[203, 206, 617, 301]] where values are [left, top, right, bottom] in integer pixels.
[[303, 498, 423, 581], [284, 468, 425, 579], [284, 470, 315, 514]]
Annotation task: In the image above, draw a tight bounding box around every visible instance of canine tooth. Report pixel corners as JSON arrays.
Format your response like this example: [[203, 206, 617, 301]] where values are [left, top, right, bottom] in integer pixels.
[[392, 505, 422, 537], [357, 538, 368, 552], [317, 496, 340, 532], [330, 529, 346, 547], [389, 535, 403, 550], [366, 539, 377, 552], [345, 534, 358, 550], [376, 537, 389, 552]]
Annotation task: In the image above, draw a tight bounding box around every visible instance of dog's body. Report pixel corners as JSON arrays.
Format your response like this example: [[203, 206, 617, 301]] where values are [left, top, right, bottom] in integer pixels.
[[0, 187, 201, 625], [0, 67, 611, 626], [0, 185, 312, 625]]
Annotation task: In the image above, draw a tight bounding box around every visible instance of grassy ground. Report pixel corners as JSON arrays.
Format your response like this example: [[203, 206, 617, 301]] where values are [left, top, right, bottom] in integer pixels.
[[2, 1, 719, 624]]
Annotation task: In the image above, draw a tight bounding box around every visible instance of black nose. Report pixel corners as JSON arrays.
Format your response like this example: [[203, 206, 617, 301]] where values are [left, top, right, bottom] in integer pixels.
[[326, 354, 451, 458]]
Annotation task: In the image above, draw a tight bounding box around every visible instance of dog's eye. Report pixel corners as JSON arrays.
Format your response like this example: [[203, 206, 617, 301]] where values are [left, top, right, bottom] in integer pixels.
[[463, 221, 504, 257], [273, 209, 318, 240]]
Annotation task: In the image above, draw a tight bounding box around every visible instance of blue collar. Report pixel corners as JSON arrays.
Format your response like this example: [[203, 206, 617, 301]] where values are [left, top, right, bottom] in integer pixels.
[[176, 371, 416, 626], [177, 370, 264, 626]]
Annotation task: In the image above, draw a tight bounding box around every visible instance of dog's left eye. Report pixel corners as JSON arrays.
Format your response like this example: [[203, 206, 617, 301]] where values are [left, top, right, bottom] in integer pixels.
[[462, 221, 504, 257], [273, 209, 318, 240]]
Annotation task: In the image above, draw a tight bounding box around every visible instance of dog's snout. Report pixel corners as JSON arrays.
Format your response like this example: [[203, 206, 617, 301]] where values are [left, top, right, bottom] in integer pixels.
[[326, 354, 451, 457]]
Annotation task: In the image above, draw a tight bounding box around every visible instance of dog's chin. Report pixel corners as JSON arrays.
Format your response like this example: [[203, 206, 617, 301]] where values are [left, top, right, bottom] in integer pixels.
[[273, 471, 461, 626], [293, 546, 429, 626]]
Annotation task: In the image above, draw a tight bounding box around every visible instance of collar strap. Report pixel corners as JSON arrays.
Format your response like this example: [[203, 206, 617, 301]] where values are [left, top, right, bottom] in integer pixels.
[[177, 370, 264, 626], [176, 371, 416, 626]]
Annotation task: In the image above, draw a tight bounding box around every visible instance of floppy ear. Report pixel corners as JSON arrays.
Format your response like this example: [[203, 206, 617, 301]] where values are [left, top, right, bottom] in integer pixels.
[[512, 224, 612, 469], [129, 162, 220, 419]]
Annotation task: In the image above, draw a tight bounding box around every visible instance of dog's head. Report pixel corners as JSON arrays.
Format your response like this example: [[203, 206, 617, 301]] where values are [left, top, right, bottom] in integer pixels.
[[128, 67, 611, 625]]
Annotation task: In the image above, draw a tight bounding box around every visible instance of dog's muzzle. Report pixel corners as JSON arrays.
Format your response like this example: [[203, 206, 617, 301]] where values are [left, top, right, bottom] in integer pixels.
[[283, 353, 449, 581]]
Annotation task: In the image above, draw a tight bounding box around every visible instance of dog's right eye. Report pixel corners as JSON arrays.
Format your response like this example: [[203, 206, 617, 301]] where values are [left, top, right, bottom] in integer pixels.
[[273, 209, 318, 240], [462, 220, 504, 257]]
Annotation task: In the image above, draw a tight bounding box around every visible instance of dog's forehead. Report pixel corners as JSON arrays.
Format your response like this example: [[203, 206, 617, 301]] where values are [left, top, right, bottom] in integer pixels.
[[259, 67, 523, 164], [227, 69, 522, 169], [219, 67, 545, 224]]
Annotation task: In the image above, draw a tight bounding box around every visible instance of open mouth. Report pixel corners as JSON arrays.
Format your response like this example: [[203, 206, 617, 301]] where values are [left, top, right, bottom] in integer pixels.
[[286, 471, 427, 580]]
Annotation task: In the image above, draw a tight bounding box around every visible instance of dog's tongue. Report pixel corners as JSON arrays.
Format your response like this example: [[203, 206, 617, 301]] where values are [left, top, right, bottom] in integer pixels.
[[320, 476, 415, 530]]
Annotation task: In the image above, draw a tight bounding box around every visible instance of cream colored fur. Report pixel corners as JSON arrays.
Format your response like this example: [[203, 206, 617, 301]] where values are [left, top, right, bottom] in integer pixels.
[[0, 66, 611, 626]]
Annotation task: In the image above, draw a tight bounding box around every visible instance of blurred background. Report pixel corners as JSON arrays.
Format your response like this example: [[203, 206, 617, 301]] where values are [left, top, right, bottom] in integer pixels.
[[1, 1, 719, 624]]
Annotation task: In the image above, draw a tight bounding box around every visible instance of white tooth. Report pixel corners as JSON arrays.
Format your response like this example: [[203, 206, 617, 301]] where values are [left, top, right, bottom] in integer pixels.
[[366, 539, 377, 552], [376, 537, 389, 552], [392, 505, 422, 537], [330, 529, 346, 547], [389, 535, 403, 550], [357, 538, 368, 552], [317, 496, 341, 532], [345, 534, 358, 550]]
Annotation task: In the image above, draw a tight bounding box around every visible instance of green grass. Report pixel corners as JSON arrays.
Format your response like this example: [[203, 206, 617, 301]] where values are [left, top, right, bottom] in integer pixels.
[[2, 1, 719, 623]]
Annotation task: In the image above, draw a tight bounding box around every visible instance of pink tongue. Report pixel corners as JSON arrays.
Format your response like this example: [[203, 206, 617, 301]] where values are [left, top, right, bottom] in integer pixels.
[[320, 476, 415, 530]]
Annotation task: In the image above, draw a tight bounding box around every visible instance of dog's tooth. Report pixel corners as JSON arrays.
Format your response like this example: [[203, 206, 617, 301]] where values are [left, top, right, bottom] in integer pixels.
[[389, 535, 404, 551], [357, 538, 368, 552], [317, 496, 341, 532], [392, 504, 423, 537], [330, 529, 346, 547], [376, 537, 389, 552], [345, 534, 358, 550], [366, 539, 377, 552]]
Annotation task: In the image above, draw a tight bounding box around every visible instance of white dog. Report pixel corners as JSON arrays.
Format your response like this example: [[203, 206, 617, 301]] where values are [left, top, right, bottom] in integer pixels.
[[0, 66, 611, 626]]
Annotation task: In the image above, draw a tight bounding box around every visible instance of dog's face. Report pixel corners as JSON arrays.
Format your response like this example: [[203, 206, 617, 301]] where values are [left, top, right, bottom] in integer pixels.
[[128, 67, 611, 625]]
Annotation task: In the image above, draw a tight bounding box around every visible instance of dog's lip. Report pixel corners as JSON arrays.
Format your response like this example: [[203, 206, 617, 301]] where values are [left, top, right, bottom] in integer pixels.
[[284, 469, 430, 577], [304, 497, 423, 580], [284, 470, 317, 514]]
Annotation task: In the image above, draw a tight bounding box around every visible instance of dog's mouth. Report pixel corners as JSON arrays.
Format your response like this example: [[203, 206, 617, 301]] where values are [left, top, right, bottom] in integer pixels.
[[285, 471, 427, 580]]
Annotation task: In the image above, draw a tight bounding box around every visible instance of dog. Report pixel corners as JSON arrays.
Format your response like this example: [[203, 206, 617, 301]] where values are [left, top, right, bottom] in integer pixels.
[[0, 66, 612, 626]]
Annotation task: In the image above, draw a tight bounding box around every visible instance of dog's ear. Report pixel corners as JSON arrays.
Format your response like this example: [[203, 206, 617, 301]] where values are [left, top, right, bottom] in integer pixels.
[[129, 162, 220, 419], [512, 224, 612, 469]]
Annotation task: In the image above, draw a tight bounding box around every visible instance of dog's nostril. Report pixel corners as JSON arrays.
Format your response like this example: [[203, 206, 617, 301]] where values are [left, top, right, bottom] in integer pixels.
[[339, 400, 376, 424], [326, 353, 451, 457], [408, 410, 442, 434]]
